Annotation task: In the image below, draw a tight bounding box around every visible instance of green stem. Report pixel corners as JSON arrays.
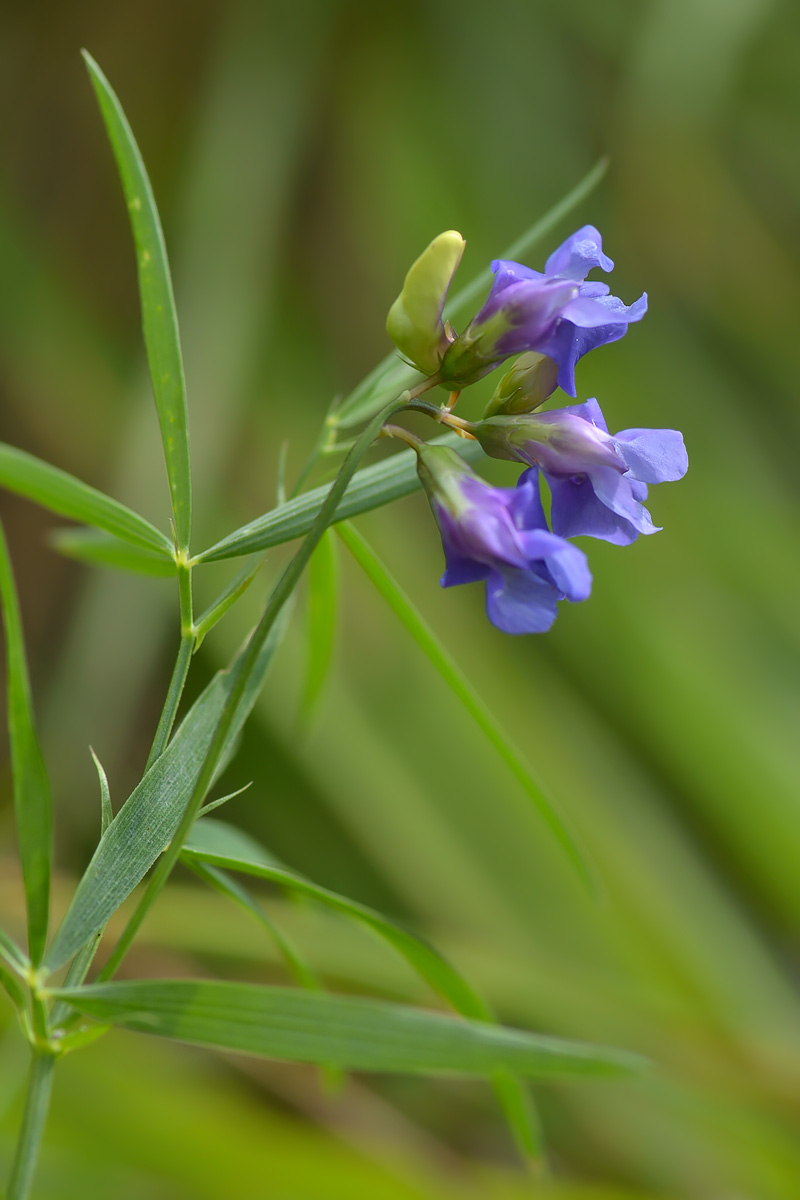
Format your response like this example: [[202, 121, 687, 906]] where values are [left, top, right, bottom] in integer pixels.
[[5, 1050, 56, 1200], [97, 392, 412, 983], [145, 631, 194, 771], [336, 521, 594, 892]]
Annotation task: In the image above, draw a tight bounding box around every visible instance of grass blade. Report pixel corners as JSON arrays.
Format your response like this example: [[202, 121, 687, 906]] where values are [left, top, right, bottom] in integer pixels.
[[49, 528, 176, 576], [186, 860, 321, 994], [337, 521, 594, 892], [0, 524, 53, 964], [50, 978, 646, 1079], [44, 614, 289, 974], [83, 51, 192, 552], [335, 159, 608, 430], [0, 443, 173, 556], [182, 817, 487, 1017], [300, 528, 339, 722], [194, 432, 484, 564], [183, 817, 542, 1158]]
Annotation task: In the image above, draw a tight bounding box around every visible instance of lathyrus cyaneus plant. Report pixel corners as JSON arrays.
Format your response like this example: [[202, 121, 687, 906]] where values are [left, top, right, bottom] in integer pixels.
[[0, 52, 686, 1197]]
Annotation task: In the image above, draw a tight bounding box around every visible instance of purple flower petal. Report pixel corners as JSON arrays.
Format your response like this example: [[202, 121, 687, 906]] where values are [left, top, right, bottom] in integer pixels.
[[613, 428, 688, 483], [485, 567, 560, 634], [544, 225, 614, 281], [546, 472, 642, 546]]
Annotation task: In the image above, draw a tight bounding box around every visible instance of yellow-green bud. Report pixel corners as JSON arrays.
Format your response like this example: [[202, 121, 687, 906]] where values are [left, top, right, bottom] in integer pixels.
[[482, 352, 559, 417], [386, 231, 465, 376]]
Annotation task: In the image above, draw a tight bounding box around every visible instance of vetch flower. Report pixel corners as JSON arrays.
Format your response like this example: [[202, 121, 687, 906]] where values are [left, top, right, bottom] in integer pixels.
[[386, 230, 465, 376], [416, 443, 591, 633], [439, 225, 647, 395], [471, 398, 688, 546], [483, 351, 560, 417]]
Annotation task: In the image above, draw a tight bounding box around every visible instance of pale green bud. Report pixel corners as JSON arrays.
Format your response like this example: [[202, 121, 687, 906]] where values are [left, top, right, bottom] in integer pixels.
[[482, 352, 559, 417], [386, 231, 465, 376]]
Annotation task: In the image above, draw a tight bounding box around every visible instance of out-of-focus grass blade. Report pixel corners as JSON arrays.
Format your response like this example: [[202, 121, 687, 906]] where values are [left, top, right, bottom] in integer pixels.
[[182, 817, 488, 1018], [50, 528, 176, 576], [300, 528, 339, 722], [90, 748, 113, 834], [44, 615, 288, 973], [334, 159, 608, 430], [0, 443, 174, 557], [0, 523, 53, 964], [194, 559, 263, 649], [183, 817, 542, 1158], [82, 51, 192, 553], [195, 433, 484, 564], [51, 978, 646, 1079], [337, 521, 594, 892]]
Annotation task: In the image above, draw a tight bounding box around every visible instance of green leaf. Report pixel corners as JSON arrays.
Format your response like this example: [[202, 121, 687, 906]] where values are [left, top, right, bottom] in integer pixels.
[[334, 159, 608, 430], [183, 818, 541, 1157], [0, 961, 27, 1016], [183, 818, 491, 1021], [0, 443, 173, 557], [44, 613, 289, 974], [195, 432, 484, 564], [300, 528, 339, 722], [50, 978, 646, 1079], [0, 523, 53, 964], [49, 528, 176, 576], [186, 860, 321, 994], [337, 521, 595, 893], [90, 748, 113, 835], [194, 559, 263, 649], [83, 52, 192, 553], [0, 927, 28, 973]]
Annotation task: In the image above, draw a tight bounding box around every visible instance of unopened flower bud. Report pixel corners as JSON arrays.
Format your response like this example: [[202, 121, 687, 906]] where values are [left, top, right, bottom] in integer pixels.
[[386, 231, 465, 377], [483, 352, 559, 417]]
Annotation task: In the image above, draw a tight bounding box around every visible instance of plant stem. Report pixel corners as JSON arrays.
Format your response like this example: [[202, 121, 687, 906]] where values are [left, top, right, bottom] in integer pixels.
[[144, 631, 194, 771], [98, 392, 412, 982], [5, 1050, 56, 1200]]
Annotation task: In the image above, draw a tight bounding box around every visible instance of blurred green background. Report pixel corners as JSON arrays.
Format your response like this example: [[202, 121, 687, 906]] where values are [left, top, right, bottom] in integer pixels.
[[1, 0, 800, 1196]]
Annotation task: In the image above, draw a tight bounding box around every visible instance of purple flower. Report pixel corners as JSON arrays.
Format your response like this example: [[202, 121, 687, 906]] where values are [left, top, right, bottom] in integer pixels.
[[416, 444, 591, 633], [440, 226, 647, 395], [471, 398, 688, 546]]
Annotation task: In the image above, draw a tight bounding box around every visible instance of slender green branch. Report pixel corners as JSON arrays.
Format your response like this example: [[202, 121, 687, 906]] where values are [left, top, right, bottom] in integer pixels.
[[145, 632, 195, 771], [5, 1049, 56, 1200], [97, 392, 413, 983], [336, 521, 594, 892]]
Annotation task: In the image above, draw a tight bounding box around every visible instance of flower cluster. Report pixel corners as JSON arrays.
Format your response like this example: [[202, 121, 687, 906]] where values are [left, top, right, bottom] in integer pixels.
[[386, 226, 687, 633]]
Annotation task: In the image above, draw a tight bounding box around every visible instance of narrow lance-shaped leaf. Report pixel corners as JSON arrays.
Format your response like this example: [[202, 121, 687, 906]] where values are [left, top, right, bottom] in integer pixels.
[[182, 817, 488, 1018], [0, 926, 28, 973], [50, 528, 176, 577], [195, 432, 484, 564], [0, 443, 173, 557], [186, 860, 321, 994], [182, 817, 541, 1156], [335, 159, 608, 430], [193, 558, 263, 649], [186, 859, 343, 1091], [83, 52, 192, 552], [44, 610, 290, 973], [337, 520, 594, 892], [51, 979, 647, 1080], [0, 523, 53, 963]]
